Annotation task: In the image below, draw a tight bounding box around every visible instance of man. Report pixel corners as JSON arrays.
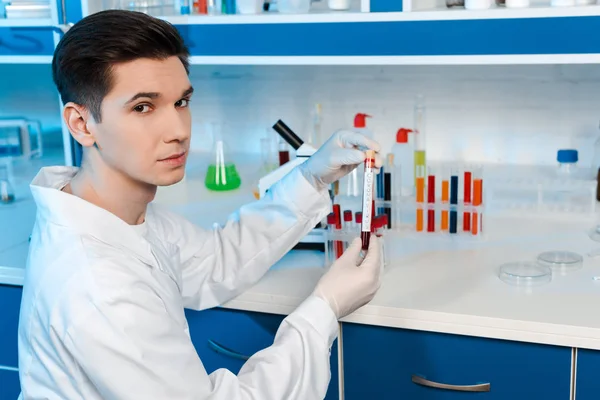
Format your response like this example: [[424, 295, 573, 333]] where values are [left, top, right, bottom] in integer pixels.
[[18, 9, 382, 400]]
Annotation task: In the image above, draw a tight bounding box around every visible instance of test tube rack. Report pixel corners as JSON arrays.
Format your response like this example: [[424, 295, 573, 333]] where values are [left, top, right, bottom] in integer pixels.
[[323, 209, 389, 269], [484, 174, 596, 216]]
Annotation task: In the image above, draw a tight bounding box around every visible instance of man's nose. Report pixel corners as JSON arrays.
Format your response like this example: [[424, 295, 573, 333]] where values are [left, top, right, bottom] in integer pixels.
[[164, 110, 191, 143]]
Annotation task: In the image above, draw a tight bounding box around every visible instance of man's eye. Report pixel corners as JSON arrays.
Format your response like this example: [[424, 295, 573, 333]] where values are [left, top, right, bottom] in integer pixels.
[[176, 99, 190, 108], [134, 104, 151, 113]]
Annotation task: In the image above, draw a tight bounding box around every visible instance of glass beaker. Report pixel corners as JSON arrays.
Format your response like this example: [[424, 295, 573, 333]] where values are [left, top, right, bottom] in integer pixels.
[[0, 158, 15, 204], [204, 123, 241, 192]]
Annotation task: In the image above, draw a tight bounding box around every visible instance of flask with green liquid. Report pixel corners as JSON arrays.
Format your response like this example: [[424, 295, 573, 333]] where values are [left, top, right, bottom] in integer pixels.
[[204, 123, 241, 191]]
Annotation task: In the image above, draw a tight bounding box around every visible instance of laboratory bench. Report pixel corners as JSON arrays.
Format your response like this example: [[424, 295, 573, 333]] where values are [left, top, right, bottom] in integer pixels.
[[3, 172, 600, 399]]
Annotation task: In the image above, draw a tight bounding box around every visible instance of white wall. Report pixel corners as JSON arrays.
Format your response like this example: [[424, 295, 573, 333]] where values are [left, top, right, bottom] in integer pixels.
[[3, 63, 600, 168], [186, 64, 600, 168]]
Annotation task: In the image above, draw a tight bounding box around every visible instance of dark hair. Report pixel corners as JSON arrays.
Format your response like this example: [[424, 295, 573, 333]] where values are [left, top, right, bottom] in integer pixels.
[[52, 10, 190, 122]]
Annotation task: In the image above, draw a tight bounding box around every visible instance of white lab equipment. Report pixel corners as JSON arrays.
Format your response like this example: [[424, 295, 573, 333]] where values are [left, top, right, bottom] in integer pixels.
[[19, 164, 336, 400], [0, 119, 43, 160], [257, 120, 325, 248], [0, 157, 15, 204]]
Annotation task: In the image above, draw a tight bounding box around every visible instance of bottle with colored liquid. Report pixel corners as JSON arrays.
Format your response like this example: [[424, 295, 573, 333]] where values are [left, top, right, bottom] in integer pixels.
[[204, 122, 241, 191], [413, 95, 426, 188]]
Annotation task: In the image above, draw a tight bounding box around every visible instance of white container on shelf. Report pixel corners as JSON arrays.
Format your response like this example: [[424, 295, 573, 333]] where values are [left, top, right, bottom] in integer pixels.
[[506, 0, 530, 7], [236, 0, 262, 13], [465, 0, 492, 9], [277, 0, 311, 13], [551, 0, 575, 5], [328, 0, 350, 10], [575, 0, 595, 4]]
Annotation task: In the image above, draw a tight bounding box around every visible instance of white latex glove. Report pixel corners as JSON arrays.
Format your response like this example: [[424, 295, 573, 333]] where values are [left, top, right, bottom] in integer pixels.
[[312, 236, 382, 319], [299, 130, 383, 191]]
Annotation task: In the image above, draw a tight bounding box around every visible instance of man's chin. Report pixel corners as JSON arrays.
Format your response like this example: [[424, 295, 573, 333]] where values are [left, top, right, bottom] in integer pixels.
[[155, 170, 186, 187]]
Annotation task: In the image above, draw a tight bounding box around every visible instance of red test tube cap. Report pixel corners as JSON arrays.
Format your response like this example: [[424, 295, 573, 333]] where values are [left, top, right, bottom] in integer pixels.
[[343, 210, 353, 222], [355, 212, 363, 224], [327, 213, 336, 225]]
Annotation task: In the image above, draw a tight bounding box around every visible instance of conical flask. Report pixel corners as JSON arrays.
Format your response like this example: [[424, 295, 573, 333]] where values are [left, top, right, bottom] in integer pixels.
[[204, 123, 241, 191], [0, 158, 15, 204]]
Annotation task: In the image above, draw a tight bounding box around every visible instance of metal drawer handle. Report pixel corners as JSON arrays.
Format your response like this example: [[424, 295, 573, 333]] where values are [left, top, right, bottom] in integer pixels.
[[412, 375, 490, 392], [207, 339, 250, 361]]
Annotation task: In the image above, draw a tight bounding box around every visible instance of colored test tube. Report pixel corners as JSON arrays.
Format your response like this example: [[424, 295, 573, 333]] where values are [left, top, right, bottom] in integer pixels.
[[415, 165, 425, 232], [355, 211, 363, 229], [343, 210, 353, 231], [333, 204, 344, 258], [384, 154, 393, 229], [471, 168, 483, 236], [427, 167, 435, 233], [449, 168, 458, 234], [326, 213, 336, 266], [441, 167, 449, 232], [343, 210, 353, 251], [463, 170, 472, 232]]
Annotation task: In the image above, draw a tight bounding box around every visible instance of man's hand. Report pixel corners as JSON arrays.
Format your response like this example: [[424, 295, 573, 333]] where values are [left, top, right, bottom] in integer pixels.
[[313, 236, 382, 319], [299, 130, 382, 191]]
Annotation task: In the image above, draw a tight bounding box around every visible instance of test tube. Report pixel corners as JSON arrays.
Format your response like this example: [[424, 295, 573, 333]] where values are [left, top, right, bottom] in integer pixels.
[[427, 167, 436, 233], [463, 169, 472, 232], [355, 212, 363, 234], [333, 204, 344, 258], [377, 163, 385, 216], [361, 150, 376, 251], [278, 138, 290, 166], [326, 213, 336, 266], [471, 168, 483, 236], [415, 165, 425, 232], [441, 168, 449, 232], [384, 154, 393, 229], [343, 210, 353, 232], [449, 168, 458, 234], [343, 210, 353, 251]]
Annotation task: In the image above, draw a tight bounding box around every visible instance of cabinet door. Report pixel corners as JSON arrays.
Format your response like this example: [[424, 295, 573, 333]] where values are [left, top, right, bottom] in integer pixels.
[[342, 323, 571, 400], [0, 285, 22, 369], [0, 368, 21, 399], [576, 348, 600, 400], [186, 308, 338, 400], [0, 28, 55, 57]]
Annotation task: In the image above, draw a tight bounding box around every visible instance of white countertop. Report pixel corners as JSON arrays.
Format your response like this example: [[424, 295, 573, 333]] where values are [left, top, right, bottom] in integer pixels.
[[4, 162, 600, 351]]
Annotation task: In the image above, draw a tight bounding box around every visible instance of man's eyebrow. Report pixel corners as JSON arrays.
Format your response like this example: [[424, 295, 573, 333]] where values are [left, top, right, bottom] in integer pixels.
[[125, 92, 160, 104], [182, 86, 194, 97]]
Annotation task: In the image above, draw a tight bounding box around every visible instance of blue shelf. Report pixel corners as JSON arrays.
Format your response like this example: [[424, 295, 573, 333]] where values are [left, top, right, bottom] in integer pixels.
[[177, 16, 600, 57]]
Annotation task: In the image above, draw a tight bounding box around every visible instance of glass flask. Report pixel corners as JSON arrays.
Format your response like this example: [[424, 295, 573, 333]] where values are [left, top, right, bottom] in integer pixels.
[[204, 122, 241, 192]]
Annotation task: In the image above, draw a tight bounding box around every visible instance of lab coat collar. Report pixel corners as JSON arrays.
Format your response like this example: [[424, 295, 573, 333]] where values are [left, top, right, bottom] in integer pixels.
[[30, 166, 158, 267]]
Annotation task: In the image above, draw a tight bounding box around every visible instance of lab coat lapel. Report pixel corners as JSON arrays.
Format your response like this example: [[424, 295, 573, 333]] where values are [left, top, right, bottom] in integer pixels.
[[30, 166, 158, 267]]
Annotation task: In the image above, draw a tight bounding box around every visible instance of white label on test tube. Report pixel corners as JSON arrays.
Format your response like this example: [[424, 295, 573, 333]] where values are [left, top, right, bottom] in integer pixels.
[[362, 151, 375, 233]]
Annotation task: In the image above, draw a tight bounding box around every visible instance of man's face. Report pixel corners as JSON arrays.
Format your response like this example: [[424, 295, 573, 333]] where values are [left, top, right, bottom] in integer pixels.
[[88, 56, 193, 187]]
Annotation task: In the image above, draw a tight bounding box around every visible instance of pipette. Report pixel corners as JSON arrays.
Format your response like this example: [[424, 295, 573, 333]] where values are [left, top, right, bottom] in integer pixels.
[[361, 150, 376, 252]]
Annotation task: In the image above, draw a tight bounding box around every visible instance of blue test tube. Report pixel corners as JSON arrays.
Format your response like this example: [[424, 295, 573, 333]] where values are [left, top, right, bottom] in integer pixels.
[[449, 168, 458, 234]]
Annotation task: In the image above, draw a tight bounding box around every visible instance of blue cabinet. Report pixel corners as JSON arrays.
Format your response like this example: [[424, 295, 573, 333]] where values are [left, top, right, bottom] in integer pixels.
[[185, 307, 339, 400], [0, 368, 21, 400], [0, 285, 22, 369], [342, 323, 571, 400], [0, 285, 22, 399], [575, 348, 600, 400]]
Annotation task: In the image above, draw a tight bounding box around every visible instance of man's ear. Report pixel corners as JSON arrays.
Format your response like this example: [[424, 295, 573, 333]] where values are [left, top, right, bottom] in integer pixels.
[[63, 103, 99, 149]]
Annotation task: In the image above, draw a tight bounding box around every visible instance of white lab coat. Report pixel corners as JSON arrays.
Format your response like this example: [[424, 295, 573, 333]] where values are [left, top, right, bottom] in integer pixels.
[[18, 166, 337, 400]]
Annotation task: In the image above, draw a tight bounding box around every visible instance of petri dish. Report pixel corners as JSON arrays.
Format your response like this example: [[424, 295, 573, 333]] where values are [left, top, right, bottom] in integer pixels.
[[536, 250, 583, 274], [498, 261, 552, 287]]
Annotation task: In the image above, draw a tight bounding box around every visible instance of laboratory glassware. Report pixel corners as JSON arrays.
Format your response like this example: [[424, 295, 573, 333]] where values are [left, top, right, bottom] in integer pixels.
[[204, 122, 241, 192]]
